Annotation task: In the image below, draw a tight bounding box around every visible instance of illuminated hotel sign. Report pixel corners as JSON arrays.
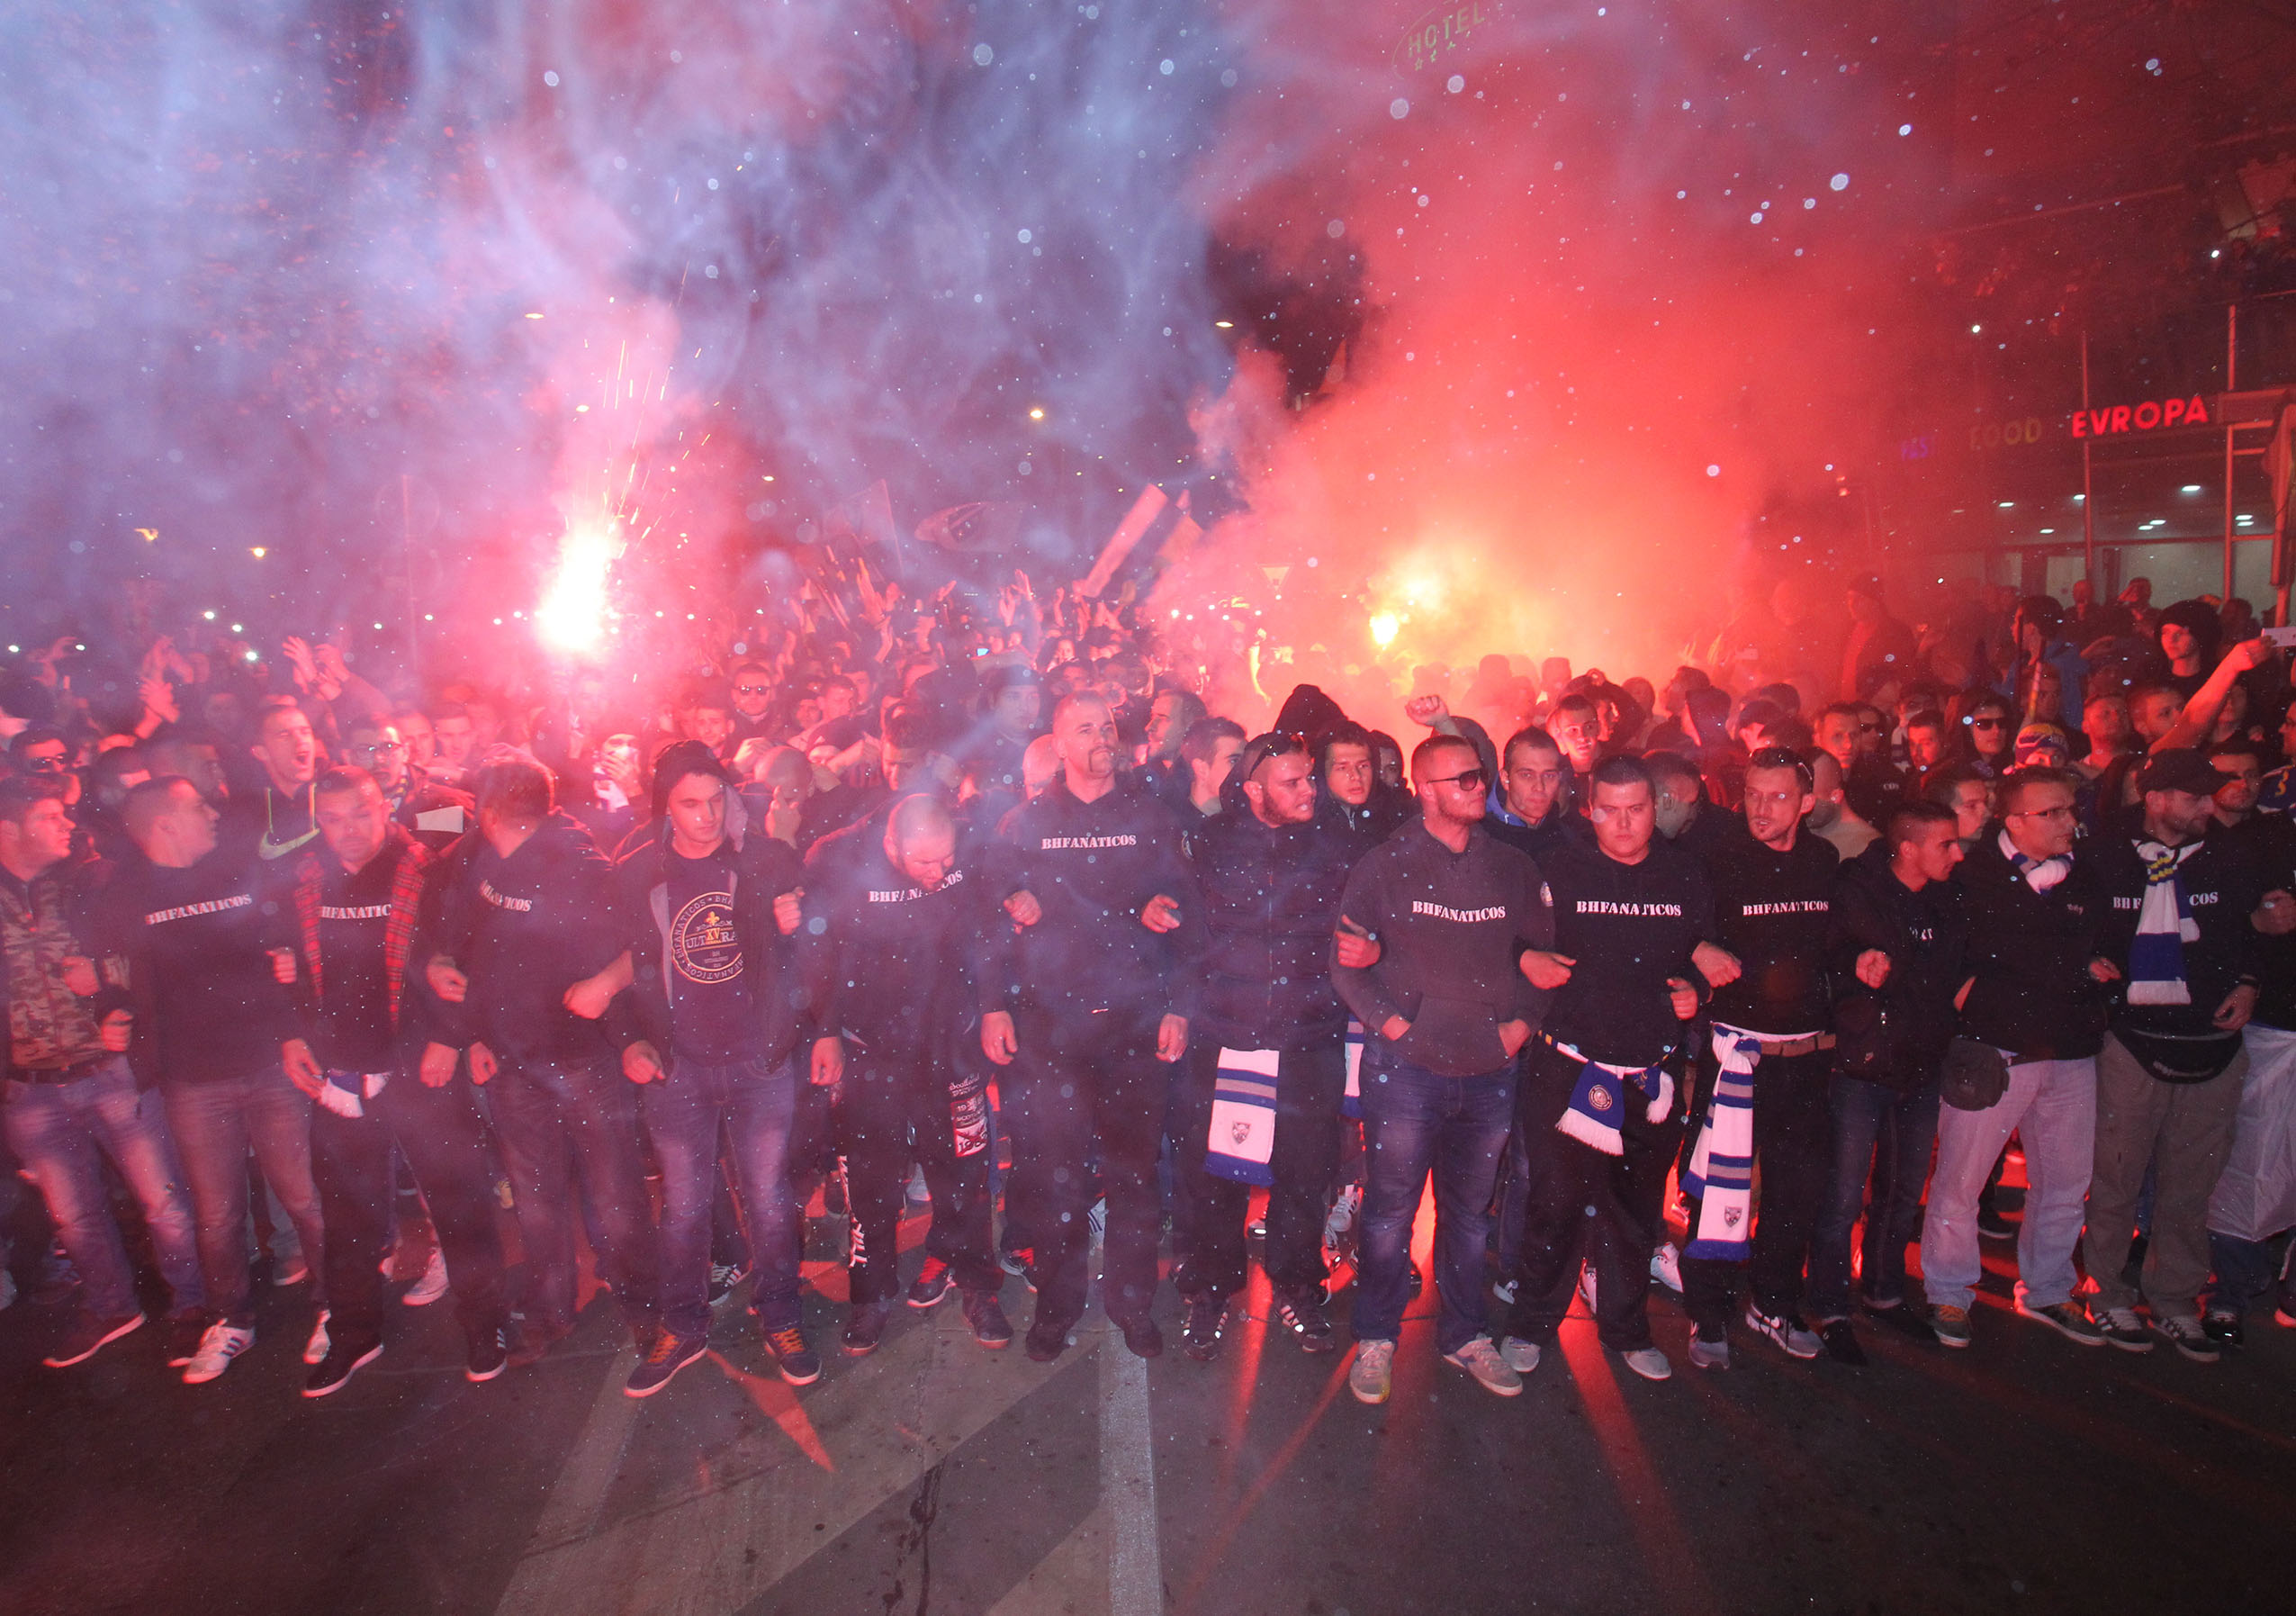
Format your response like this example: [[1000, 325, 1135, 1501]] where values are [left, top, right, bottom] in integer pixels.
[[2069, 395, 2213, 438]]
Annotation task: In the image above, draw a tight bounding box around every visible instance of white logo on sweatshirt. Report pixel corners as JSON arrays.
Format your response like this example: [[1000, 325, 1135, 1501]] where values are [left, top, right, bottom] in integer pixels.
[[1412, 901, 1508, 923]]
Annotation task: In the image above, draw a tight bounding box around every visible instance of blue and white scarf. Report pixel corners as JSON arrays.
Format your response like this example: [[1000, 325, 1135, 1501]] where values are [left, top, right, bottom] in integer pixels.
[[2000, 828, 2071, 894], [1206, 1048, 1282, 1186], [1551, 1036, 1674, 1157], [1682, 1026, 1765, 1262], [2127, 838, 2201, 1006], [1341, 1019, 1364, 1120]]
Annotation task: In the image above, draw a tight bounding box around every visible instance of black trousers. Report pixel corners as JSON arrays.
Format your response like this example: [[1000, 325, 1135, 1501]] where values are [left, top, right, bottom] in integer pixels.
[[1008, 1006, 1172, 1330], [1169, 1038, 1345, 1301], [1507, 1043, 1683, 1352], [310, 1068, 509, 1346], [836, 1042, 999, 1305], [1677, 1046, 1833, 1332]]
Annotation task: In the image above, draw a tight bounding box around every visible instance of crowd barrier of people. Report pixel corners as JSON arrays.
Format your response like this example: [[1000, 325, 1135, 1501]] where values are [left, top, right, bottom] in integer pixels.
[[2, 565, 2291, 1410]]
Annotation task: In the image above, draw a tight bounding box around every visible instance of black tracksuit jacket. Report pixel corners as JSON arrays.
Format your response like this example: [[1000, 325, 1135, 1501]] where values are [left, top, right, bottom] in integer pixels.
[[1189, 783, 1371, 1052]]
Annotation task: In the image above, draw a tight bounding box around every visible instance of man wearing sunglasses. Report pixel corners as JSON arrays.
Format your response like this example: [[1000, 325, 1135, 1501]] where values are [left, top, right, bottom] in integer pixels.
[[1334, 734, 1552, 1404]]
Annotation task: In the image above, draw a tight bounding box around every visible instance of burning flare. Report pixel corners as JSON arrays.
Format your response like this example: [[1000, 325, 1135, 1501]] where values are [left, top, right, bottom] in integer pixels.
[[535, 522, 619, 655]]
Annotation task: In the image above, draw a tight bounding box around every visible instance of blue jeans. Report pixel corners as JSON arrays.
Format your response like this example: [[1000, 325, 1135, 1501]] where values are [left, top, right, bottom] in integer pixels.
[[1807, 1077, 1940, 1319], [5, 1059, 203, 1321], [488, 1055, 659, 1337], [1350, 1046, 1516, 1354], [162, 1066, 325, 1328], [1921, 1055, 2095, 1313], [641, 1052, 800, 1338]]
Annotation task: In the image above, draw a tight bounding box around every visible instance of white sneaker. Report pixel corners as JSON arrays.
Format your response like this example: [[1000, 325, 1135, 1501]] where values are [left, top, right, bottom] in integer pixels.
[[1650, 1242, 1683, 1294], [1620, 1346, 1672, 1381], [1497, 1335, 1542, 1375], [1688, 1333, 1731, 1370], [1325, 1183, 1361, 1238], [1577, 1265, 1598, 1313], [401, 1247, 449, 1308], [1349, 1339, 1396, 1404], [183, 1323, 256, 1384], [1442, 1336, 1524, 1396], [303, 1309, 331, 1365], [1490, 1277, 1518, 1305]]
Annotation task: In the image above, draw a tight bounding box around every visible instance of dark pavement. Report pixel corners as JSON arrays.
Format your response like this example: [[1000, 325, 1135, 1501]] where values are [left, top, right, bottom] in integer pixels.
[[3, 1196, 2291, 1616]]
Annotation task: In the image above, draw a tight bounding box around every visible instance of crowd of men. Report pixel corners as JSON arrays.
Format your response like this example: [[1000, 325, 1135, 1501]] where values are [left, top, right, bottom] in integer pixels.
[[3, 566, 2293, 1413]]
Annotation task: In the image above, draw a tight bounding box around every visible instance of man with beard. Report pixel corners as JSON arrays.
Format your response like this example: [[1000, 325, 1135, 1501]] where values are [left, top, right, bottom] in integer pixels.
[[1335, 733, 1551, 1404], [803, 793, 1012, 1357], [1678, 747, 1840, 1368], [1167, 734, 1370, 1360], [2083, 751, 2263, 1361], [981, 694, 1203, 1362]]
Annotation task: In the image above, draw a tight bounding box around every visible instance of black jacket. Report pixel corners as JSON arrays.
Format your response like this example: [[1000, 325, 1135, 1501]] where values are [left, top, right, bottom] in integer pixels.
[[2219, 813, 2296, 1031], [608, 794, 810, 1068], [428, 810, 625, 1067], [1189, 786, 1371, 1051], [1826, 841, 1967, 1091], [1332, 818, 1552, 1077], [2093, 826, 2262, 1073], [801, 804, 995, 1055], [982, 774, 1206, 1022], [1955, 829, 2109, 1061]]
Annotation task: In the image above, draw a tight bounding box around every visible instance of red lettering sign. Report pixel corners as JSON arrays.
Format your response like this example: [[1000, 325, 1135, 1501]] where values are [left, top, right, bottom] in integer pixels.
[[2068, 395, 2210, 438]]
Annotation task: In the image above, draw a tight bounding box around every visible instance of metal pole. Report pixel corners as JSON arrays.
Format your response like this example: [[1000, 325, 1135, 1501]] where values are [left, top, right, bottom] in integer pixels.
[[2224, 304, 2237, 601], [2081, 330, 2095, 591]]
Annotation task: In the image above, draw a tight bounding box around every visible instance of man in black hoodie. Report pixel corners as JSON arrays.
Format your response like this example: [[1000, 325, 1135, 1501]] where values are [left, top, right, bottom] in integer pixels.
[[980, 693, 1204, 1363], [609, 742, 815, 1395], [803, 792, 1012, 1358], [425, 750, 658, 1369], [1678, 747, 1841, 1368], [1807, 800, 1967, 1364], [1334, 733, 1551, 1404], [1168, 734, 1371, 1360], [1920, 767, 2112, 1350], [2083, 750, 2263, 1360]]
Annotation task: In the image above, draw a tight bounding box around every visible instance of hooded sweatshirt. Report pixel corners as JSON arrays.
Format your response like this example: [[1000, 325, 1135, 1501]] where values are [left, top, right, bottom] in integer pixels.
[[1331, 817, 1551, 1077]]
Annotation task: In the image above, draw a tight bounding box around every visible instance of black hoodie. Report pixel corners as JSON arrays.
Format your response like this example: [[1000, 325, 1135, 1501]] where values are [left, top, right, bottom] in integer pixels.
[[2093, 826, 2262, 1077], [1826, 839, 1967, 1090]]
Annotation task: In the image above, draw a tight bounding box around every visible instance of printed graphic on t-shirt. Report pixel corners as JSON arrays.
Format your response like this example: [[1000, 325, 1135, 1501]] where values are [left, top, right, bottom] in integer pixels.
[[670, 890, 743, 984]]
